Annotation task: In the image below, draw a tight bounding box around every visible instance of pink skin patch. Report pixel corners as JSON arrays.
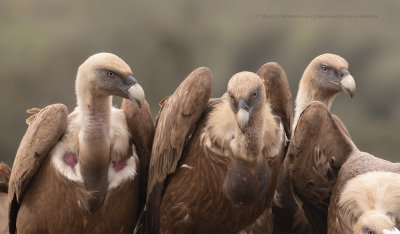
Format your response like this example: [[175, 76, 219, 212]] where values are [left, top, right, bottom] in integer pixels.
[[112, 160, 127, 172], [63, 152, 78, 169]]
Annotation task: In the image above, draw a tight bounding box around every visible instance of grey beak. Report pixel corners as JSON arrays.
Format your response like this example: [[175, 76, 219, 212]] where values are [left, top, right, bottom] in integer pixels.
[[237, 98, 250, 132], [126, 75, 145, 108], [237, 98, 250, 112]]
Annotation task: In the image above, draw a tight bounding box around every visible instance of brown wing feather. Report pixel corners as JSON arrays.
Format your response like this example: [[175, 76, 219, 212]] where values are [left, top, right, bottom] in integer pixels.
[[257, 62, 293, 140], [0, 162, 10, 234], [8, 104, 68, 234], [0, 162, 11, 193], [332, 114, 351, 139], [286, 101, 355, 233], [121, 99, 154, 216], [146, 67, 212, 233]]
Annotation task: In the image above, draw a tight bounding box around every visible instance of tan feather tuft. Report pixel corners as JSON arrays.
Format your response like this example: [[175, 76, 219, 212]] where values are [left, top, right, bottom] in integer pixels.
[[26, 108, 41, 114], [159, 96, 170, 107], [25, 107, 42, 125]]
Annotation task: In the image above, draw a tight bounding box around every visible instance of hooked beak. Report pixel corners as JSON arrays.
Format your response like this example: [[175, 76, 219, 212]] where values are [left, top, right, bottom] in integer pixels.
[[237, 98, 250, 132], [340, 71, 356, 98], [126, 75, 145, 108]]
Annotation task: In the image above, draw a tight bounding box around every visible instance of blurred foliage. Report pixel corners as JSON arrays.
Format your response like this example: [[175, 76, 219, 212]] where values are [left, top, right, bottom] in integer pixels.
[[0, 0, 399, 166]]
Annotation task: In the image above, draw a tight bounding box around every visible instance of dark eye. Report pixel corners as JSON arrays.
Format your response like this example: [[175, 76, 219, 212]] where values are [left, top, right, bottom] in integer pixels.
[[253, 91, 257, 97], [106, 71, 114, 78], [322, 66, 328, 72], [367, 229, 374, 234]]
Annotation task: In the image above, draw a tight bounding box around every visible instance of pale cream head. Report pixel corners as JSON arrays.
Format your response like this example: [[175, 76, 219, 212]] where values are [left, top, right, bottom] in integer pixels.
[[227, 72, 266, 131], [75, 52, 145, 107], [301, 53, 356, 98]]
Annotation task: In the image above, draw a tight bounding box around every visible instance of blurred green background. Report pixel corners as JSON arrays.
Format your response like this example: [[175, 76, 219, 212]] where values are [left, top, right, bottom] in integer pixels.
[[1, 0, 399, 166]]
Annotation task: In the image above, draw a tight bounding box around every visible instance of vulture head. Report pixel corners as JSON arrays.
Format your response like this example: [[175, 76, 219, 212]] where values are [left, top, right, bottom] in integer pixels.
[[338, 171, 400, 234], [294, 53, 356, 129], [227, 71, 266, 132], [301, 53, 356, 99], [76, 52, 145, 107]]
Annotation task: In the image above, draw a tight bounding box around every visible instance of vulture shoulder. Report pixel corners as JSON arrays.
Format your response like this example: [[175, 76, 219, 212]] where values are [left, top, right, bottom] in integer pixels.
[[256, 62, 292, 141], [332, 114, 351, 139], [145, 67, 212, 233], [287, 101, 356, 233], [8, 104, 68, 234], [121, 99, 154, 214]]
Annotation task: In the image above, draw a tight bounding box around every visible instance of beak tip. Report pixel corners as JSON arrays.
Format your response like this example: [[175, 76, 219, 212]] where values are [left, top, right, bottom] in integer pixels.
[[127, 84, 145, 109]]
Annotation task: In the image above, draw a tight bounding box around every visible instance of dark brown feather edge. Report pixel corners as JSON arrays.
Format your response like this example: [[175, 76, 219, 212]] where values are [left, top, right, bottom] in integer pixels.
[[8, 104, 68, 234], [145, 67, 212, 234]]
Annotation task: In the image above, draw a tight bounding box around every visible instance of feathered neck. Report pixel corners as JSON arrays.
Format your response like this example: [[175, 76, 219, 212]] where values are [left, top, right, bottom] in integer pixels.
[[293, 79, 336, 131], [75, 73, 112, 211]]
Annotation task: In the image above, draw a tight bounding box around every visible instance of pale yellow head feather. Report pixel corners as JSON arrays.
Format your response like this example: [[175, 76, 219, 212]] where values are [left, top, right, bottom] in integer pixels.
[[202, 71, 278, 161], [75, 53, 133, 106], [338, 171, 400, 231], [227, 71, 266, 100]]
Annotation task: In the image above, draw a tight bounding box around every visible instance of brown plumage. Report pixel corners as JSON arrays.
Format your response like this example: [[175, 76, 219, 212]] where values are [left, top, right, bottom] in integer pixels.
[[0, 162, 11, 234], [273, 53, 356, 234], [287, 101, 400, 234], [144, 63, 291, 234], [328, 152, 400, 234], [121, 97, 155, 218], [285, 102, 356, 234], [8, 53, 153, 234]]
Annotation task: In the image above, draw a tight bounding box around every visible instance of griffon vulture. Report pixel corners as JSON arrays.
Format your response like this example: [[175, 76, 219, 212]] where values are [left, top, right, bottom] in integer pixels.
[[0, 162, 11, 234], [240, 62, 292, 234], [8, 53, 154, 234], [327, 152, 400, 233], [274, 53, 356, 234], [144, 63, 292, 233]]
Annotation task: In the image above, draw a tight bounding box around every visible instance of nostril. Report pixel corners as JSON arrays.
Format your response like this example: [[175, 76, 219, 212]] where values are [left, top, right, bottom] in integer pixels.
[[339, 69, 349, 79], [243, 106, 250, 112], [126, 75, 138, 87]]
